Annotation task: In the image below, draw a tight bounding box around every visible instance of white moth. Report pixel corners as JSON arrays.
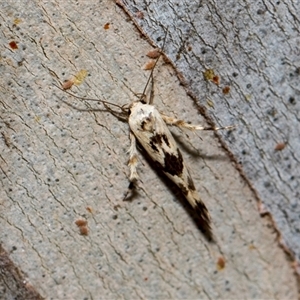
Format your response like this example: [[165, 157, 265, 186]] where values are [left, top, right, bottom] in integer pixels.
[[128, 101, 212, 233], [57, 44, 233, 239]]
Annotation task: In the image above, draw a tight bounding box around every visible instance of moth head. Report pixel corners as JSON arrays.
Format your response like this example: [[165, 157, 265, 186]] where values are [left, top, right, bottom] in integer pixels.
[[139, 95, 147, 104]]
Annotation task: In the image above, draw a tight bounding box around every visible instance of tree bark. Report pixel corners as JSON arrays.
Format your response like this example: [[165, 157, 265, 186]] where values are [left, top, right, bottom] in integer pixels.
[[122, 0, 300, 265], [0, 0, 298, 298]]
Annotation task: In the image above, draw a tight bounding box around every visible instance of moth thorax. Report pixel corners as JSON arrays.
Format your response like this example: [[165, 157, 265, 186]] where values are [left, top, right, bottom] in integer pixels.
[[140, 113, 155, 131]]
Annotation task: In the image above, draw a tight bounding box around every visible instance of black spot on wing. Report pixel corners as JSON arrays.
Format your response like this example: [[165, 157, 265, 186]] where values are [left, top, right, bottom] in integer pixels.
[[163, 148, 184, 176], [140, 113, 153, 131], [141, 120, 146, 130], [149, 139, 159, 152], [150, 134, 170, 152], [149, 134, 162, 152], [162, 134, 170, 147], [153, 160, 164, 171]]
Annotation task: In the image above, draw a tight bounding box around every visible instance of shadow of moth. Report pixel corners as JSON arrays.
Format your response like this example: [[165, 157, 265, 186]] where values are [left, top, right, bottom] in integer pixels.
[[57, 38, 234, 240]]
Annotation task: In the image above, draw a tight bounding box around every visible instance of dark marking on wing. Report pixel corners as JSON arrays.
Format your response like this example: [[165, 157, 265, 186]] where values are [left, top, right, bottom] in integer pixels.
[[177, 183, 189, 196], [150, 139, 159, 152], [187, 175, 196, 191], [153, 159, 164, 171], [150, 134, 170, 152], [162, 134, 170, 147], [140, 120, 147, 130], [163, 148, 183, 176], [149, 134, 162, 152], [194, 200, 212, 239], [140, 113, 153, 131]]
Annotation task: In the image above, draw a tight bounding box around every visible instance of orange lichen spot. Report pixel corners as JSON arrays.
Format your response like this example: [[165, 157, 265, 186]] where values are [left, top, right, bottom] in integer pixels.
[[34, 116, 41, 123], [217, 256, 226, 270], [75, 219, 89, 235], [79, 226, 89, 236], [13, 18, 22, 25], [142, 60, 156, 70], [203, 69, 215, 81], [86, 206, 93, 213], [146, 48, 160, 59], [75, 219, 87, 227], [222, 86, 230, 94], [203, 69, 220, 85], [9, 41, 18, 50], [274, 142, 286, 151], [212, 75, 220, 85], [104, 22, 110, 30], [62, 79, 74, 90], [73, 69, 88, 85]]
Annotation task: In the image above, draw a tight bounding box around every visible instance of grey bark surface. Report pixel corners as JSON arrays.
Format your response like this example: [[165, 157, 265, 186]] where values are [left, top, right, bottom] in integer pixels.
[[123, 0, 300, 265], [0, 245, 43, 300], [0, 0, 298, 299]]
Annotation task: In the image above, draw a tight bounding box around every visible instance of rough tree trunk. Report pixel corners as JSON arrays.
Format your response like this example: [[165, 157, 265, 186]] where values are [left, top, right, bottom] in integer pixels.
[[0, 0, 298, 299], [123, 0, 300, 264]]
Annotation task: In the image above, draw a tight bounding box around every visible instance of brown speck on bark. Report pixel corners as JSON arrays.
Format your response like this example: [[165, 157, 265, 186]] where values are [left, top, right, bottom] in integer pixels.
[[274, 142, 286, 151], [146, 48, 160, 59], [79, 226, 89, 236], [142, 60, 156, 70], [75, 219, 88, 227], [62, 80, 74, 90], [217, 256, 226, 270], [9, 41, 18, 50], [86, 206, 93, 213], [222, 86, 230, 94]]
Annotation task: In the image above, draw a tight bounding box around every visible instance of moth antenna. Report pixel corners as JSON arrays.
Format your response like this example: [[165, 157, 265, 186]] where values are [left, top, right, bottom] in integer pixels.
[[139, 27, 169, 103], [54, 83, 126, 112]]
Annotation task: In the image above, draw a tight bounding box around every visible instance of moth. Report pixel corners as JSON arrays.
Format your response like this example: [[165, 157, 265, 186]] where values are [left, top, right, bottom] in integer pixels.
[[57, 38, 233, 239]]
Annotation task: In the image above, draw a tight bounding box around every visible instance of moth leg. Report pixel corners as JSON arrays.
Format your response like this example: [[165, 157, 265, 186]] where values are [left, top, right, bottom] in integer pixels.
[[128, 132, 139, 182], [124, 132, 140, 200], [161, 114, 235, 131], [148, 71, 155, 105]]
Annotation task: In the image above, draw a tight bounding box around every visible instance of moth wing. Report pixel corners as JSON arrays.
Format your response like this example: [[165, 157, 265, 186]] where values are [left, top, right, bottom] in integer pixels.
[[129, 103, 211, 234]]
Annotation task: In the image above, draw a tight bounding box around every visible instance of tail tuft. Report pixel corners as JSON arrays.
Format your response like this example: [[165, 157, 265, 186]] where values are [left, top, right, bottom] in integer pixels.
[[194, 201, 214, 241]]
